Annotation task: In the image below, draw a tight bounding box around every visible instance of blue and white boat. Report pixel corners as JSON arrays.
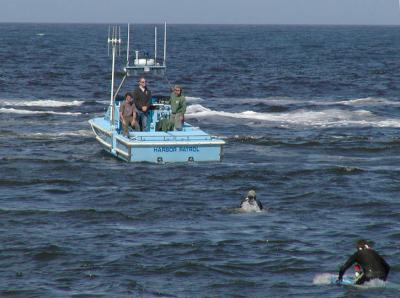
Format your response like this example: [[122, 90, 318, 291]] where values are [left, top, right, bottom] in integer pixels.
[[88, 24, 225, 163]]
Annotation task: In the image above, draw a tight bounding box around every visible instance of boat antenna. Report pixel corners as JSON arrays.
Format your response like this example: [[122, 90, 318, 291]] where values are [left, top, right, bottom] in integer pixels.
[[119, 26, 121, 57], [163, 21, 167, 67], [126, 23, 130, 65], [107, 26, 110, 56], [108, 25, 121, 127], [154, 26, 157, 64]]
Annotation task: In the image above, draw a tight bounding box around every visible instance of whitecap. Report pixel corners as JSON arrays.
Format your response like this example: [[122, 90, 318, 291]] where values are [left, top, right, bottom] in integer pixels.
[[186, 104, 400, 128], [186, 96, 203, 103], [0, 99, 84, 107], [338, 97, 400, 107], [28, 130, 93, 138], [226, 96, 400, 108], [312, 273, 336, 285], [0, 108, 81, 116]]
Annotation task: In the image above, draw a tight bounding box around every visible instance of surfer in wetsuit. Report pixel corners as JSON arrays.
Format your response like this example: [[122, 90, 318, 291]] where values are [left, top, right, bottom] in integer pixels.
[[337, 239, 390, 285]]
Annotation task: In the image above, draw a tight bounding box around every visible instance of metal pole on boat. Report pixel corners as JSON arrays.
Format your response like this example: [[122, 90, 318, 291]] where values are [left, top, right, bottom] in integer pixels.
[[108, 26, 121, 127], [107, 26, 110, 56], [110, 35, 116, 126], [118, 26, 121, 57], [163, 22, 167, 66], [154, 26, 157, 64], [126, 23, 130, 64]]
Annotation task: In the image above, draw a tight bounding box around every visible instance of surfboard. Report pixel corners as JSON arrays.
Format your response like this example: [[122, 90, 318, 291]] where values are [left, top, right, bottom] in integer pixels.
[[313, 273, 354, 286], [329, 275, 354, 286]]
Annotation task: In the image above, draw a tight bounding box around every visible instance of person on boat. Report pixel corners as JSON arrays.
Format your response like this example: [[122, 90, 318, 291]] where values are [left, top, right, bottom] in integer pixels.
[[337, 239, 390, 285], [169, 85, 187, 131], [133, 77, 152, 131], [119, 92, 140, 136], [239, 190, 263, 212]]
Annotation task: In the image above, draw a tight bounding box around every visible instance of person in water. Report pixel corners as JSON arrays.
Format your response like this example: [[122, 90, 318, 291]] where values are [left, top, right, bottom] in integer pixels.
[[119, 92, 139, 136], [239, 190, 263, 212], [133, 77, 152, 131], [337, 239, 390, 285], [169, 85, 187, 131]]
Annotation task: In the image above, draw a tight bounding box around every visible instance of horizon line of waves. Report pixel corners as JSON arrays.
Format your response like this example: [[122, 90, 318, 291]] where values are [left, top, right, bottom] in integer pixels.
[[0, 99, 84, 107], [186, 104, 400, 128], [222, 96, 400, 108], [0, 108, 81, 116]]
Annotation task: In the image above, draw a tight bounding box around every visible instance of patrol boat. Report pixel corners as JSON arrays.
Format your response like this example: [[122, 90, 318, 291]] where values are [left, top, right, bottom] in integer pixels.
[[88, 24, 225, 163]]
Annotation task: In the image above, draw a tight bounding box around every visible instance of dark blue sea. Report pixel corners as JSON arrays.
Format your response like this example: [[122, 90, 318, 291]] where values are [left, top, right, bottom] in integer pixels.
[[1, 23, 400, 297]]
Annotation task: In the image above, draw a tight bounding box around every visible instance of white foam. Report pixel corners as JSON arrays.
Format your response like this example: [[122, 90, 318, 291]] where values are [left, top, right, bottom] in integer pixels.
[[339, 97, 400, 107], [186, 104, 400, 128], [225, 96, 400, 108], [95, 100, 109, 105], [25, 130, 93, 138], [0, 108, 81, 116], [362, 279, 387, 288], [186, 96, 203, 103], [0, 99, 83, 107], [235, 97, 300, 105], [313, 273, 336, 285]]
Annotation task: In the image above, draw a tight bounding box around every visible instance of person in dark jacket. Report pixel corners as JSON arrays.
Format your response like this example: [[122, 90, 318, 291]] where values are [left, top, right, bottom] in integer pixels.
[[337, 239, 390, 285], [133, 77, 152, 131]]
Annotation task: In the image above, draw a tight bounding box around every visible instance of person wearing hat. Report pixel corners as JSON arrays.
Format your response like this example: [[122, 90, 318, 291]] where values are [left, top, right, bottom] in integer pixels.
[[169, 85, 186, 131], [239, 190, 263, 212], [337, 239, 390, 285]]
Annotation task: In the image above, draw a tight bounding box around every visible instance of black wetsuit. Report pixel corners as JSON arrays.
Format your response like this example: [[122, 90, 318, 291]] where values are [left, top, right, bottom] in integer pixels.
[[338, 248, 390, 285]]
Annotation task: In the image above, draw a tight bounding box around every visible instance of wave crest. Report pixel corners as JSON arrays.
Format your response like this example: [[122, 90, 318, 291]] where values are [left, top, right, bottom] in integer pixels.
[[0, 108, 81, 116], [186, 104, 400, 128], [0, 99, 83, 107]]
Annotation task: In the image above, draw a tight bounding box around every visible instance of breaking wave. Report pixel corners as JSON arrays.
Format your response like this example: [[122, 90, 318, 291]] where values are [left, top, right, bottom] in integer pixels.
[[0, 108, 81, 116], [28, 130, 93, 138], [186, 96, 203, 103], [186, 104, 400, 128], [0, 99, 84, 107], [232, 96, 400, 107]]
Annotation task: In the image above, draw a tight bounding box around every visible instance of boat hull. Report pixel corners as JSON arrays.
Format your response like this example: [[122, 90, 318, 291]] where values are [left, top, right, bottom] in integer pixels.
[[89, 118, 224, 163]]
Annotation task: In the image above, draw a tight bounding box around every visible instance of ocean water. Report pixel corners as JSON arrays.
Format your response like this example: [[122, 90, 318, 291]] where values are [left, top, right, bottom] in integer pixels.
[[0, 23, 400, 297]]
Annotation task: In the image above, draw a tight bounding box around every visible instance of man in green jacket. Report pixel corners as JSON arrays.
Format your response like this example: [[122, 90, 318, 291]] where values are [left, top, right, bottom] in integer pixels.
[[169, 85, 187, 130]]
